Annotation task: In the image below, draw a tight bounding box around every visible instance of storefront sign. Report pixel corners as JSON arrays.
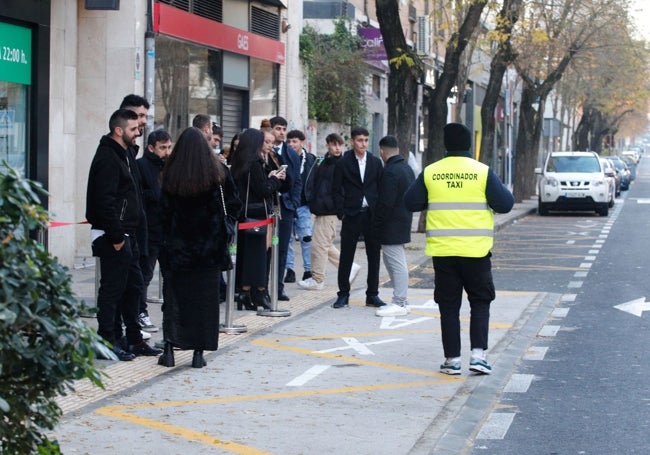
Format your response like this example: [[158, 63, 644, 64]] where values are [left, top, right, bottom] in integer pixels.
[[153, 3, 285, 65], [358, 27, 387, 61], [0, 22, 31, 85]]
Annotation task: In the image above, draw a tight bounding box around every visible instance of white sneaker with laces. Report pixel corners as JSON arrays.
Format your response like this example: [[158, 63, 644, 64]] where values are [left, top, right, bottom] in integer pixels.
[[440, 358, 462, 375], [375, 303, 410, 317], [297, 277, 325, 290], [138, 312, 159, 332], [349, 263, 361, 284], [141, 330, 151, 340]]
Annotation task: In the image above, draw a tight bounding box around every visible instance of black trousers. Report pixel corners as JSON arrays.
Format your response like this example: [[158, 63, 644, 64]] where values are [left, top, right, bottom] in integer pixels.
[[139, 242, 160, 315], [432, 255, 495, 358], [276, 204, 295, 294], [337, 210, 381, 297], [93, 235, 144, 346]]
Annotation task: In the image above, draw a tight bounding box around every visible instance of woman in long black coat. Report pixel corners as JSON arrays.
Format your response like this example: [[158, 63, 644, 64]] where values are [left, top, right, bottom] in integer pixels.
[[158, 127, 241, 368], [230, 128, 286, 310]]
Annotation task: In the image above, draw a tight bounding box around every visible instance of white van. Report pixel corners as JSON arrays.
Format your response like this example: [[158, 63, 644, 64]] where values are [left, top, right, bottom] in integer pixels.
[[536, 151, 610, 216]]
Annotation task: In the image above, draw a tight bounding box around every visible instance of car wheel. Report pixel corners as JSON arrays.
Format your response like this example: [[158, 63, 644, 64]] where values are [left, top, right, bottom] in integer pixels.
[[597, 204, 609, 216], [538, 201, 549, 216], [608, 197, 615, 208]]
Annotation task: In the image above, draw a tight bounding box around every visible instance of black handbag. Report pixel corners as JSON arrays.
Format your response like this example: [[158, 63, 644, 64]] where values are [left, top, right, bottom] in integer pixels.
[[243, 172, 268, 236]]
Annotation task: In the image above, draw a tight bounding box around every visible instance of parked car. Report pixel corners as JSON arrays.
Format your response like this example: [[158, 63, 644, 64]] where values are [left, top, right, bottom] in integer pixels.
[[619, 155, 637, 182], [608, 156, 631, 190], [599, 158, 617, 204], [621, 150, 640, 164], [536, 151, 610, 216]]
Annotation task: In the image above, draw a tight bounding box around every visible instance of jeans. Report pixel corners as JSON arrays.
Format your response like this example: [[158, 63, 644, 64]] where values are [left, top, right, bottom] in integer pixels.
[[310, 215, 340, 283], [432, 255, 495, 358], [93, 235, 144, 346], [381, 244, 409, 306], [286, 205, 313, 272]]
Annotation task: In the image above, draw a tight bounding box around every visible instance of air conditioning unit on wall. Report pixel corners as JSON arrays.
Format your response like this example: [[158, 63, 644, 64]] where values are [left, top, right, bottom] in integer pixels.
[[417, 16, 431, 55]]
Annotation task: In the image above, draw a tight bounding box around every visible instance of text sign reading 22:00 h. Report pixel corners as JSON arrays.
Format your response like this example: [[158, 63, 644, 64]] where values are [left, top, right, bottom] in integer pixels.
[[0, 22, 32, 85]]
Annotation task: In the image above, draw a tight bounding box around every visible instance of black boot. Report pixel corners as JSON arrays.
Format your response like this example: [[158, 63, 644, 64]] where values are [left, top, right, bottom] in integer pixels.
[[157, 342, 175, 367], [236, 290, 255, 310], [251, 288, 271, 311], [192, 350, 206, 368]]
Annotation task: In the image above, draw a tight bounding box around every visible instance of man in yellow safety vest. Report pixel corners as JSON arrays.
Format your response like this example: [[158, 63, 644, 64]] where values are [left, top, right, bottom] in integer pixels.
[[404, 123, 514, 375]]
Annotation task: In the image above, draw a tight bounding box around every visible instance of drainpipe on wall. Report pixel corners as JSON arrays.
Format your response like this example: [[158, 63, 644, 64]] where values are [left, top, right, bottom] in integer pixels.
[[145, 0, 155, 138]]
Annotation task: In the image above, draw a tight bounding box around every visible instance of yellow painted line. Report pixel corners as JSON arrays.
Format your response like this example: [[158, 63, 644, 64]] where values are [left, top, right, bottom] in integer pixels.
[[96, 406, 271, 454]]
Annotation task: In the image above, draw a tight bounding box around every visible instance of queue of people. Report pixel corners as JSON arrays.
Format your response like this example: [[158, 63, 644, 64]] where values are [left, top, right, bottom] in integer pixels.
[[86, 101, 513, 376]]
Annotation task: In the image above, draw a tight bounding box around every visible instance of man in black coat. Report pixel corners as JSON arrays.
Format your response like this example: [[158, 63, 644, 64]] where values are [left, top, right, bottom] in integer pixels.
[[331, 126, 386, 309], [372, 135, 415, 317], [136, 130, 172, 332], [86, 109, 162, 360]]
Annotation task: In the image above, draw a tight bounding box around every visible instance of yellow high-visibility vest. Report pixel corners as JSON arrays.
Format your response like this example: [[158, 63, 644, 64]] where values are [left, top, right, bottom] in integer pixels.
[[423, 156, 494, 257]]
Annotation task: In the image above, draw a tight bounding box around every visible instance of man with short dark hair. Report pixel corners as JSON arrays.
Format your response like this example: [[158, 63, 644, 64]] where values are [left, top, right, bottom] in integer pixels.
[[86, 109, 162, 360], [331, 126, 385, 309], [136, 130, 172, 333], [372, 135, 415, 317]]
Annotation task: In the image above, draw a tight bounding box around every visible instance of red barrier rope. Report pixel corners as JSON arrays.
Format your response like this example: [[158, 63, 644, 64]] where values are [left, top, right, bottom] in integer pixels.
[[238, 217, 274, 230], [48, 220, 89, 228]]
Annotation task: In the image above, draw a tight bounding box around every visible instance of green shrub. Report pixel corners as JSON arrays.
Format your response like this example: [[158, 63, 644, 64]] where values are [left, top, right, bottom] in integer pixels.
[[0, 163, 107, 454]]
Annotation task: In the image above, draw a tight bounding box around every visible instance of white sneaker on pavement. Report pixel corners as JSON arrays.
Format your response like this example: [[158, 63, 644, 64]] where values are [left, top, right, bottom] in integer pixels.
[[141, 330, 151, 340], [297, 277, 325, 290], [349, 263, 361, 284], [375, 303, 410, 317]]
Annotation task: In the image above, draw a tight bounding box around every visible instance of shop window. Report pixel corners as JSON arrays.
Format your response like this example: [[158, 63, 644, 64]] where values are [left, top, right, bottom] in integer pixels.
[[250, 58, 278, 128], [154, 35, 222, 140], [371, 75, 381, 98]]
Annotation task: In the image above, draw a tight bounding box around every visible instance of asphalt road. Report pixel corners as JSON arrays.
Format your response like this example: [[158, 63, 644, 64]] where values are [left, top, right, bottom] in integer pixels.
[[468, 158, 650, 454]]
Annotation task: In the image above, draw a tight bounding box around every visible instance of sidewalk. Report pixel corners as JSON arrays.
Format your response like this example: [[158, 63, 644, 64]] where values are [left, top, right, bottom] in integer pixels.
[[55, 198, 543, 453]]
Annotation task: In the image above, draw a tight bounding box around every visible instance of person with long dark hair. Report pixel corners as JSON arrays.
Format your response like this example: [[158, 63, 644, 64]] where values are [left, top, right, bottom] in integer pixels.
[[158, 127, 240, 368], [230, 128, 286, 310]]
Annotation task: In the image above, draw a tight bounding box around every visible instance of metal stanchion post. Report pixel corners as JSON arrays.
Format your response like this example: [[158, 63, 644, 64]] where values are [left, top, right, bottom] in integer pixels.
[[220, 226, 247, 334], [258, 211, 290, 317], [146, 267, 164, 304]]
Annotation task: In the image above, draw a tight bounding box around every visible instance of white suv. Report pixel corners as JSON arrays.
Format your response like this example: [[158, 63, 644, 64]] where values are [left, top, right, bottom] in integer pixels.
[[536, 151, 610, 216]]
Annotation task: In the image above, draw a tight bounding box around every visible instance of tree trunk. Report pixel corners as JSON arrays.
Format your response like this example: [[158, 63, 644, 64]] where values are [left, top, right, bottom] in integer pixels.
[[376, 0, 422, 159], [424, 0, 488, 166], [480, 0, 523, 166], [514, 83, 544, 202]]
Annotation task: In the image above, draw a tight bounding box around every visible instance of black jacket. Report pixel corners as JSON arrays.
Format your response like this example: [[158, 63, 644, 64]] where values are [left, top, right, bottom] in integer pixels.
[[333, 150, 383, 219], [137, 149, 165, 244], [86, 135, 142, 244], [298, 150, 318, 206], [372, 155, 415, 245], [307, 152, 341, 215], [235, 158, 282, 220]]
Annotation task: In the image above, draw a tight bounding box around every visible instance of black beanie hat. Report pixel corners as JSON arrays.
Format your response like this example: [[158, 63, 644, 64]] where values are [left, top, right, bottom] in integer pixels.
[[443, 123, 472, 152]]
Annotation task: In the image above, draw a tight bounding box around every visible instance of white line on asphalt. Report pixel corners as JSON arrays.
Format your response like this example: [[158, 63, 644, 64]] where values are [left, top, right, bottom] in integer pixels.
[[561, 294, 577, 302], [568, 281, 583, 288], [566, 240, 575, 245], [574, 271, 587, 278], [504, 374, 535, 393], [538, 325, 560, 337], [524, 346, 548, 360], [599, 234, 608, 239], [476, 413, 516, 439], [584, 255, 596, 261], [316, 337, 402, 355], [595, 239, 605, 244], [579, 263, 592, 268], [286, 365, 331, 387], [588, 250, 599, 254], [552, 308, 570, 317], [379, 317, 434, 330]]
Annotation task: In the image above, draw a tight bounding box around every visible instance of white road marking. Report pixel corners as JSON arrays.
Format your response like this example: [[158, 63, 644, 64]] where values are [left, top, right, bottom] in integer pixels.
[[568, 281, 583, 288], [316, 337, 402, 355], [409, 299, 438, 309], [574, 271, 588, 278], [379, 317, 434, 330], [477, 413, 516, 439], [566, 240, 575, 245], [552, 308, 569, 317], [561, 294, 577, 302], [286, 365, 331, 387], [538, 325, 560, 337], [584, 255, 596, 261], [595, 239, 605, 244], [524, 346, 548, 360], [635, 198, 650, 204], [579, 263, 592, 269], [588, 250, 599, 254], [504, 374, 535, 393]]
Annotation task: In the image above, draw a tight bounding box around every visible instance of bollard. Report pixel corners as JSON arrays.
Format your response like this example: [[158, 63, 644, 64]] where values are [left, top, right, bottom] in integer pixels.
[[219, 226, 247, 334], [258, 209, 291, 317]]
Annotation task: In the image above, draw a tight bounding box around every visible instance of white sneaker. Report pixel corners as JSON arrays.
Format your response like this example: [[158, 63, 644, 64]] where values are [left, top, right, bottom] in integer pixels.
[[297, 277, 325, 290], [375, 303, 410, 317], [349, 263, 361, 284], [141, 330, 151, 340]]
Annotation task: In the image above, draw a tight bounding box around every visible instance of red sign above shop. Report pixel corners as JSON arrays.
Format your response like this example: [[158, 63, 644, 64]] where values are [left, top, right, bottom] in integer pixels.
[[153, 3, 285, 65]]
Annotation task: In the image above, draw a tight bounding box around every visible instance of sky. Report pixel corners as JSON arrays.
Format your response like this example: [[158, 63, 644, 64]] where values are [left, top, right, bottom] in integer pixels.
[[630, 0, 650, 40]]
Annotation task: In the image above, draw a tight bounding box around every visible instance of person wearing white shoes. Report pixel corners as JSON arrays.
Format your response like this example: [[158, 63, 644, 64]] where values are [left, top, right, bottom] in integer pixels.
[[372, 136, 415, 318], [404, 123, 514, 375], [299, 133, 361, 292]]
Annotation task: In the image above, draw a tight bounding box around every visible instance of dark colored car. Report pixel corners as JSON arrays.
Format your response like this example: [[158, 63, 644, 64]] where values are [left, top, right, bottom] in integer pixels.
[[609, 156, 631, 190]]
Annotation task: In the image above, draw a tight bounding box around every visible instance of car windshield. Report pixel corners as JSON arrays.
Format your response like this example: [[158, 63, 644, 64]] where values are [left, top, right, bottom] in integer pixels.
[[546, 156, 601, 173]]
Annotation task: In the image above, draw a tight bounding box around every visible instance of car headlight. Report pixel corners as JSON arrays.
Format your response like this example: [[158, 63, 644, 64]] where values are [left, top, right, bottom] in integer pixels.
[[592, 179, 605, 187], [543, 177, 558, 187]]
